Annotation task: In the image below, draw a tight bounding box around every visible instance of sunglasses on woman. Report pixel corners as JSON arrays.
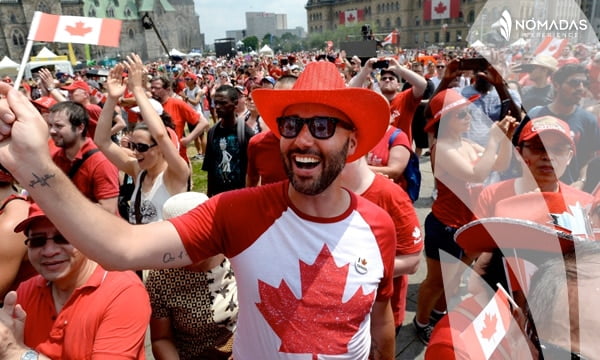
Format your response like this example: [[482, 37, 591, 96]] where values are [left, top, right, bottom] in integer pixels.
[[276, 115, 354, 140], [25, 234, 69, 248], [127, 142, 158, 153]]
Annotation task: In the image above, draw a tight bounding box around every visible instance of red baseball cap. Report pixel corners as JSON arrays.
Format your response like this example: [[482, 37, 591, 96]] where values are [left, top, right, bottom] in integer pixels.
[[61, 80, 90, 94], [184, 72, 197, 81], [14, 202, 47, 233], [32, 96, 58, 111], [518, 116, 575, 149]]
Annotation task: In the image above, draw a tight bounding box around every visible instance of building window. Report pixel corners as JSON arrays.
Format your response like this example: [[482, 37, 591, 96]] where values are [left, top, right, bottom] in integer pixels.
[[37, 2, 51, 13], [106, 6, 115, 17], [445, 31, 451, 42], [89, 8, 96, 17], [415, 16, 420, 26], [11, 30, 24, 46], [424, 32, 429, 44], [385, 18, 391, 29], [395, 17, 401, 27], [9, 13, 16, 24], [377, 4, 380, 13], [467, 10, 475, 23], [414, 32, 419, 44], [128, 28, 135, 39], [434, 31, 439, 43], [376, 19, 381, 28]]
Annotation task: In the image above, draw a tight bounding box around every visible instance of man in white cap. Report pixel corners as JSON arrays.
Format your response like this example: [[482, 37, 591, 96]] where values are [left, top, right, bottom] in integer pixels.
[[517, 54, 558, 111], [0, 61, 396, 359]]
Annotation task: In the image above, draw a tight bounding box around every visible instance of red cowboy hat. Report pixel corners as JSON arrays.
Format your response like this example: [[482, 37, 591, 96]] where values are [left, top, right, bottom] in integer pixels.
[[424, 89, 479, 132], [252, 61, 389, 162]]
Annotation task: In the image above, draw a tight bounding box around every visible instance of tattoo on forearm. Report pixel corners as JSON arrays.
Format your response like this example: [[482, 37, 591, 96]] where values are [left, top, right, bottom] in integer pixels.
[[29, 172, 55, 188], [162, 250, 187, 264]]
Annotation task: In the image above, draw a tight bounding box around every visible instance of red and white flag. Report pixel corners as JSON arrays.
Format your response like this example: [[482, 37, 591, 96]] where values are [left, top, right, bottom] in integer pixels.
[[382, 30, 399, 46], [534, 36, 569, 59], [339, 9, 365, 25], [460, 289, 512, 359], [424, 0, 461, 21], [503, 256, 538, 295], [28, 12, 122, 47]]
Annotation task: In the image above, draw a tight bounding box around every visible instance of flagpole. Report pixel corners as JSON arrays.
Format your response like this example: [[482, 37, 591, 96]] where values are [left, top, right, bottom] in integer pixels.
[[14, 39, 34, 90]]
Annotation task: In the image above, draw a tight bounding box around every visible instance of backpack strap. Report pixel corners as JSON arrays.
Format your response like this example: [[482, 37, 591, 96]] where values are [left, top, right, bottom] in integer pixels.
[[134, 170, 148, 224], [68, 149, 100, 178], [388, 128, 402, 149]]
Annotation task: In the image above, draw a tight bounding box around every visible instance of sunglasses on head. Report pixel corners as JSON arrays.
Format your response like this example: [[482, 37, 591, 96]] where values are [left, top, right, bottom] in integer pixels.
[[276, 115, 354, 140], [566, 78, 589, 88], [127, 141, 158, 153], [25, 234, 69, 248]]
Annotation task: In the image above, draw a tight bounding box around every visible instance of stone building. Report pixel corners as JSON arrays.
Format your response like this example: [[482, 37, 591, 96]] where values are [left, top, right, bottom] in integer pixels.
[[305, 0, 596, 49], [0, 0, 202, 64]]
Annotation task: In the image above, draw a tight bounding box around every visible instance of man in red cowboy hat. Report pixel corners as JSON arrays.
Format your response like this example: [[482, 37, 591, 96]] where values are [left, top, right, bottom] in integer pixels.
[[0, 61, 396, 359]]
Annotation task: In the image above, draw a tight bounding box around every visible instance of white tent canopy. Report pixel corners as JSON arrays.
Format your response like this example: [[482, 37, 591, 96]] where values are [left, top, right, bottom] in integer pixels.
[[35, 47, 59, 58], [169, 48, 187, 57], [0, 56, 19, 76], [510, 38, 528, 47], [259, 45, 274, 56], [470, 40, 486, 48]]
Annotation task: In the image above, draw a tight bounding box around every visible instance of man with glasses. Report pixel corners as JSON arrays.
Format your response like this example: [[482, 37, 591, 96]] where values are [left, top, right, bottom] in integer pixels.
[[0, 61, 396, 359], [47, 101, 119, 214], [350, 57, 427, 144], [526, 64, 600, 187], [0, 203, 150, 359]]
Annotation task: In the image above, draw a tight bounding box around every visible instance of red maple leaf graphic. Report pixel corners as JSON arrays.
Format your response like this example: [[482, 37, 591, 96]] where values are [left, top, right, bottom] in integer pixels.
[[480, 312, 498, 340], [434, 1, 448, 14], [347, 13, 356, 22], [65, 21, 93, 37], [256, 245, 375, 356]]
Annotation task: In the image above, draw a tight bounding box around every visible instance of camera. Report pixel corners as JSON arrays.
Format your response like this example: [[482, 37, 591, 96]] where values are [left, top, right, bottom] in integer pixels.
[[458, 57, 488, 72], [372, 60, 389, 69]]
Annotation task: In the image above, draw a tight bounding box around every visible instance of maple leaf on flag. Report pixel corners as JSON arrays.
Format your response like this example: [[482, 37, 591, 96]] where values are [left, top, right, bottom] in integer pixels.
[[65, 21, 93, 37], [480, 313, 498, 340], [347, 13, 356, 22], [256, 245, 375, 356], [434, 1, 447, 14]]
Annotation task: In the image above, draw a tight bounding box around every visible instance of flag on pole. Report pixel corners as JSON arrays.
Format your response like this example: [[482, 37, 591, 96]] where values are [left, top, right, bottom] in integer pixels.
[[28, 12, 122, 47], [338, 9, 365, 25], [534, 36, 569, 58], [460, 289, 512, 359], [382, 30, 399, 46], [424, 0, 461, 21]]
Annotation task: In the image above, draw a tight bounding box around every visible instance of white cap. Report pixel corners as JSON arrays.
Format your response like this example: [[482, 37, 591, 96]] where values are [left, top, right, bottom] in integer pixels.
[[131, 98, 163, 116], [162, 192, 209, 219]]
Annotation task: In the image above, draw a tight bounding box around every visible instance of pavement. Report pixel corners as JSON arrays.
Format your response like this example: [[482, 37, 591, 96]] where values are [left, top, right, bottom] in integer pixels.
[[146, 154, 436, 360]]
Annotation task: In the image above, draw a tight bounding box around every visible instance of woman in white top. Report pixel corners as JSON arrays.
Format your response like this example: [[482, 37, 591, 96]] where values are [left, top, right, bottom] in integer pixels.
[[94, 54, 189, 224]]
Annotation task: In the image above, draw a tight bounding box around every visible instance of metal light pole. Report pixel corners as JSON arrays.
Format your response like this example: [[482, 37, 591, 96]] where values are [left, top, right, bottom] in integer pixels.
[[141, 12, 170, 57]]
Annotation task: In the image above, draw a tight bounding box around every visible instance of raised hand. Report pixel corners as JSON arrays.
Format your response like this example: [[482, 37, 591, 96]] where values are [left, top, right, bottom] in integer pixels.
[[123, 53, 147, 92], [105, 63, 127, 100]]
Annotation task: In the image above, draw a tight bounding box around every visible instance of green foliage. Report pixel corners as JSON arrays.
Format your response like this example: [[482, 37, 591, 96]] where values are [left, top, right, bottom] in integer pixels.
[[305, 23, 375, 51], [242, 36, 259, 52]]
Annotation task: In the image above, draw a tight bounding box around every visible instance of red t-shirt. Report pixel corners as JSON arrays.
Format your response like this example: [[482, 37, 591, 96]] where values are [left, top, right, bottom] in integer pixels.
[[84, 103, 102, 139], [51, 137, 119, 203], [246, 130, 287, 186], [169, 181, 396, 358], [367, 126, 412, 191], [162, 97, 200, 160], [390, 89, 421, 144], [362, 174, 423, 326], [17, 266, 150, 360]]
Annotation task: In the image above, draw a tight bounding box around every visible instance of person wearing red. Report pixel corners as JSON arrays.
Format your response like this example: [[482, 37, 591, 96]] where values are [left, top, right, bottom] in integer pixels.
[[341, 156, 422, 333], [48, 101, 119, 214], [367, 125, 412, 193], [349, 57, 426, 143], [413, 88, 517, 344], [0, 61, 396, 359], [150, 75, 209, 161], [0, 203, 150, 360]]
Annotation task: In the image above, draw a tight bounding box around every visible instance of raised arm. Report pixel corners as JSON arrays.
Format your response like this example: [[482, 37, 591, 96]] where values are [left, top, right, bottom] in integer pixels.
[[124, 54, 190, 191], [0, 83, 191, 271], [94, 63, 139, 177]]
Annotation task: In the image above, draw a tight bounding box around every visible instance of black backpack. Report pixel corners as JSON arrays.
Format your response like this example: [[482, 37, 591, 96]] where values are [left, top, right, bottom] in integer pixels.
[[389, 128, 421, 202]]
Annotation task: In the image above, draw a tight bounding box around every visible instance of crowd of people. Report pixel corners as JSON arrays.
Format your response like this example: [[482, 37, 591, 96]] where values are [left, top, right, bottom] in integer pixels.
[[0, 41, 598, 359]]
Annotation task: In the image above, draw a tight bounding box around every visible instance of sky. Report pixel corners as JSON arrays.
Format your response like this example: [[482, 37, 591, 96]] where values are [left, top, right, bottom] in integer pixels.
[[194, 0, 308, 44]]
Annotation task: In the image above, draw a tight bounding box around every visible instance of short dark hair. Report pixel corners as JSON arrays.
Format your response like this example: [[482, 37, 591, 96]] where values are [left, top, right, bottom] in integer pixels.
[[215, 84, 239, 103], [380, 69, 399, 81], [552, 63, 588, 85], [49, 101, 89, 137]]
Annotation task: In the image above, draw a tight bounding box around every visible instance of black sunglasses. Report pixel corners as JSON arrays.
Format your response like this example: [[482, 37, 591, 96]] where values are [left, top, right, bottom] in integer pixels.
[[566, 78, 589, 88], [276, 115, 354, 140], [127, 142, 158, 153], [25, 234, 69, 248]]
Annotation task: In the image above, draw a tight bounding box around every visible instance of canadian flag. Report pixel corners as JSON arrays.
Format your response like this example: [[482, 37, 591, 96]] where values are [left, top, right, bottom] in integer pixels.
[[339, 9, 365, 25], [382, 30, 399, 46], [460, 289, 512, 359], [503, 256, 538, 295], [424, 0, 461, 21], [534, 36, 569, 59], [28, 12, 122, 47]]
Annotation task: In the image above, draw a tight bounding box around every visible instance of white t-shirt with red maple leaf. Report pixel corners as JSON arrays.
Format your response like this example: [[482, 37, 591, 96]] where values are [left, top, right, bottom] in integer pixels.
[[169, 181, 396, 359]]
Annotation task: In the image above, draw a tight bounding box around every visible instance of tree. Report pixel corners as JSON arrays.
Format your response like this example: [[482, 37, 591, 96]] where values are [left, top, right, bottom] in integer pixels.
[[242, 36, 259, 52]]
